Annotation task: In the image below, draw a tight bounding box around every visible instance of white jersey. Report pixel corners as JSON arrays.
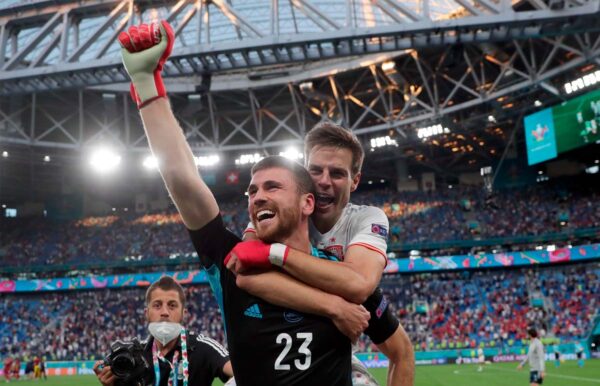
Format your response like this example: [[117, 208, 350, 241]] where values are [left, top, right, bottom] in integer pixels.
[[520, 338, 545, 372], [244, 203, 389, 263], [309, 203, 388, 263]]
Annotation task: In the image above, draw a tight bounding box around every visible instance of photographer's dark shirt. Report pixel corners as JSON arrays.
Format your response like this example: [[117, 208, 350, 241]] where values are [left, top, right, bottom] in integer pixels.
[[188, 214, 352, 386], [143, 331, 230, 386]]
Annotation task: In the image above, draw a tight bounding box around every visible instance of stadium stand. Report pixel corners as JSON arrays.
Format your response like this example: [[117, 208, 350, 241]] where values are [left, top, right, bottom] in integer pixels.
[[1, 263, 597, 361], [1, 185, 598, 271]]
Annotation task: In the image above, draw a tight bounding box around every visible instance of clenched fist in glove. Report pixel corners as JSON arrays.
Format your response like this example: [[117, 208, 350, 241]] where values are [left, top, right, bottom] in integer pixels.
[[225, 240, 289, 273], [118, 20, 174, 108]]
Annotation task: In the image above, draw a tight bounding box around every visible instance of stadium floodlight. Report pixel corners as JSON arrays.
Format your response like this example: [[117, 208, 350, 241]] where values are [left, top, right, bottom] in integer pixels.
[[564, 70, 600, 94], [299, 82, 314, 93], [370, 135, 398, 149], [585, 165, 599, 174], [279, 148, 303, 160], [1, 151, 7, 158], [487, 115, 496, 123], [89, 148, 121, 174], [381, 61, 396, 72], [534, 100, 542, 107], [416, 124, 450, 139], [143, 155, 159, 170], [43, 155, 50, 162], [235, 153, 264, 165], [195, 155, 220, 167]]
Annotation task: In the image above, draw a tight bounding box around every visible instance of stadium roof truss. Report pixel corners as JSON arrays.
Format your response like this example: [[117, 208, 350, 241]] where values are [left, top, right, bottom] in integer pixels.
[[0, 0, 599, 154]]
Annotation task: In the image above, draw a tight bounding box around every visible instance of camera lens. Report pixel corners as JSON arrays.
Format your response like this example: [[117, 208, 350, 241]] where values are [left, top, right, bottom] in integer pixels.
[[111, 353, 135, 377]]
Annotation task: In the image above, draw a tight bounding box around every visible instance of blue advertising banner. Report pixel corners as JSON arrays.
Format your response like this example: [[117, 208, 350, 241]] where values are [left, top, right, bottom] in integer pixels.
[[2, 244, 598, 293], [0, 270, 207, 293], [383, 243, 599, 274]]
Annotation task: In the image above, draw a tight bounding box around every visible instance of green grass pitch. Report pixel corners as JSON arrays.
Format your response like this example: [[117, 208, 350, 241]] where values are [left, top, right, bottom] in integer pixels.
[[5, 360, 598, 385]]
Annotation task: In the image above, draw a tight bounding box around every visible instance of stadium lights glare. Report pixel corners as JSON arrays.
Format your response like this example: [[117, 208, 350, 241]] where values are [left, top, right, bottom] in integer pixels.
[[279, 148, 303, 160], [1, 151, 7, 158], [235, 153, 264, 165], [417, 124, 450, 139], [487, 115, 496, 123], [195, 155, 220, 167], [534, 100, 542, 107], [381, 61, 396, 72], [89, 148, 121, 174], [370, 136, 398, 149], [586, 165, 599, 174], [43, 155, 50, 162], [564, 70, 600, 94], [143, 155, 159, 170]]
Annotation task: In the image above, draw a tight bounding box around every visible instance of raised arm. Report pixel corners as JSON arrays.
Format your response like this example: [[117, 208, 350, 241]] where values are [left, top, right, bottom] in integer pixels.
[[119, 21, 218, 230]]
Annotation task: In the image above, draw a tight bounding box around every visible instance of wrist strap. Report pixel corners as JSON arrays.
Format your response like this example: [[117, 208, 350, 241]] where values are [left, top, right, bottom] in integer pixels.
[[269, 243, 288, 267]]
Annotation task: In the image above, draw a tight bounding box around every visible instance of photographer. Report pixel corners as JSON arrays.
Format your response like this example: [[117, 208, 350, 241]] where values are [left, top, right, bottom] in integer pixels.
[[93, 276, 232, 386]]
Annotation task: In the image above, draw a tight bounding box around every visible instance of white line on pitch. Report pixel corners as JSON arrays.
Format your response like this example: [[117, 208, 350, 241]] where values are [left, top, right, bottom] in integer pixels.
[[487, 366, 600, 383]]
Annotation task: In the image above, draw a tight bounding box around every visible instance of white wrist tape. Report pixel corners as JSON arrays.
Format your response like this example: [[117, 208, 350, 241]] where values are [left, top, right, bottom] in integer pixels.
[[269, 243, 288, 267]]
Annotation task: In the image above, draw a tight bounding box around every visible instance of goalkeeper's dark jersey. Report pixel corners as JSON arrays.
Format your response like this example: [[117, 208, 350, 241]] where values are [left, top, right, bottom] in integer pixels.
[[188, 214, 352, 386]]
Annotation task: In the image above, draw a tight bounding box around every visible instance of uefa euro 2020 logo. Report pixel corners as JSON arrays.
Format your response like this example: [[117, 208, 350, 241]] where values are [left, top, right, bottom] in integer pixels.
[[531, 123, 548, 142]]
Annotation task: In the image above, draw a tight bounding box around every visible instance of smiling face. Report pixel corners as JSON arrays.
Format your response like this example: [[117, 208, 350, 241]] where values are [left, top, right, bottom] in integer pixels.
[[307, 145, 360, 232], [247, 166, 313, 244], [145, 288, 185, 324]]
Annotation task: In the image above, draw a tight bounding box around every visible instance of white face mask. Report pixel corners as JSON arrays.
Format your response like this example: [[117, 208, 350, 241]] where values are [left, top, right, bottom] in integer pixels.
[[148, 322, 182, 345]]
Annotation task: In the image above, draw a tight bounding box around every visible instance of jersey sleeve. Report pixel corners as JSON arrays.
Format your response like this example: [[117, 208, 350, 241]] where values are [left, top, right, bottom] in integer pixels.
[[362, 287, 399, 345], [187, 214, 241, 270], [347, 206, 389, 262], [194, 334, 231, 382]]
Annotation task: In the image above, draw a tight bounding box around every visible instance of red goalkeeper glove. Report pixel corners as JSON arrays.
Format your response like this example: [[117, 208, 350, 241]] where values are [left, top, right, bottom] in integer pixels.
[[118, 20, 174, 108], [224, 240, 289, 269]]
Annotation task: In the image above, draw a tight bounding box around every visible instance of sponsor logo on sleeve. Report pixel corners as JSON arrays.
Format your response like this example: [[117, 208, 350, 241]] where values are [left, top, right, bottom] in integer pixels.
[[371, 224, 388, 237]]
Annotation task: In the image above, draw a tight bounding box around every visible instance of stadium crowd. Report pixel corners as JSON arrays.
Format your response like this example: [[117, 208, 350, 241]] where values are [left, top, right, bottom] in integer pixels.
[[1, 263, 597, 361], [1, 185, 598, 270]]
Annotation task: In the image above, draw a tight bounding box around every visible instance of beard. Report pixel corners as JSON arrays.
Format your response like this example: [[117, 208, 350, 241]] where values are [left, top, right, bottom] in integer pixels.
[[255, 203, 301, 244]]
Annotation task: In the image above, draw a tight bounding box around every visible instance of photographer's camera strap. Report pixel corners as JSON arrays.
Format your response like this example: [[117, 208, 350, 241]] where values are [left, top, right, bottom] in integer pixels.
[[152, 328, 189, 386]]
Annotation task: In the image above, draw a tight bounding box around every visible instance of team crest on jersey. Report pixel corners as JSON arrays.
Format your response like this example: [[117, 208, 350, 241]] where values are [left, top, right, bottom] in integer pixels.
[[371, 224, 388, 237], [284, 311, 304, 323], [325, 245, 344, 260]]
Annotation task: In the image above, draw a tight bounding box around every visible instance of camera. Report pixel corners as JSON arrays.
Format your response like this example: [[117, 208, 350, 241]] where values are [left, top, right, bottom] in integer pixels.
[[104, 338, 152, 386]]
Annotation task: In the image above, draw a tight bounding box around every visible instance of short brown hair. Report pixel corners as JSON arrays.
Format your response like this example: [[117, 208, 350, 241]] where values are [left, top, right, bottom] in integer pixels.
[[251, 155, 316, 196], [304, 122, 364, 176], [145, 276, 186, 309]]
